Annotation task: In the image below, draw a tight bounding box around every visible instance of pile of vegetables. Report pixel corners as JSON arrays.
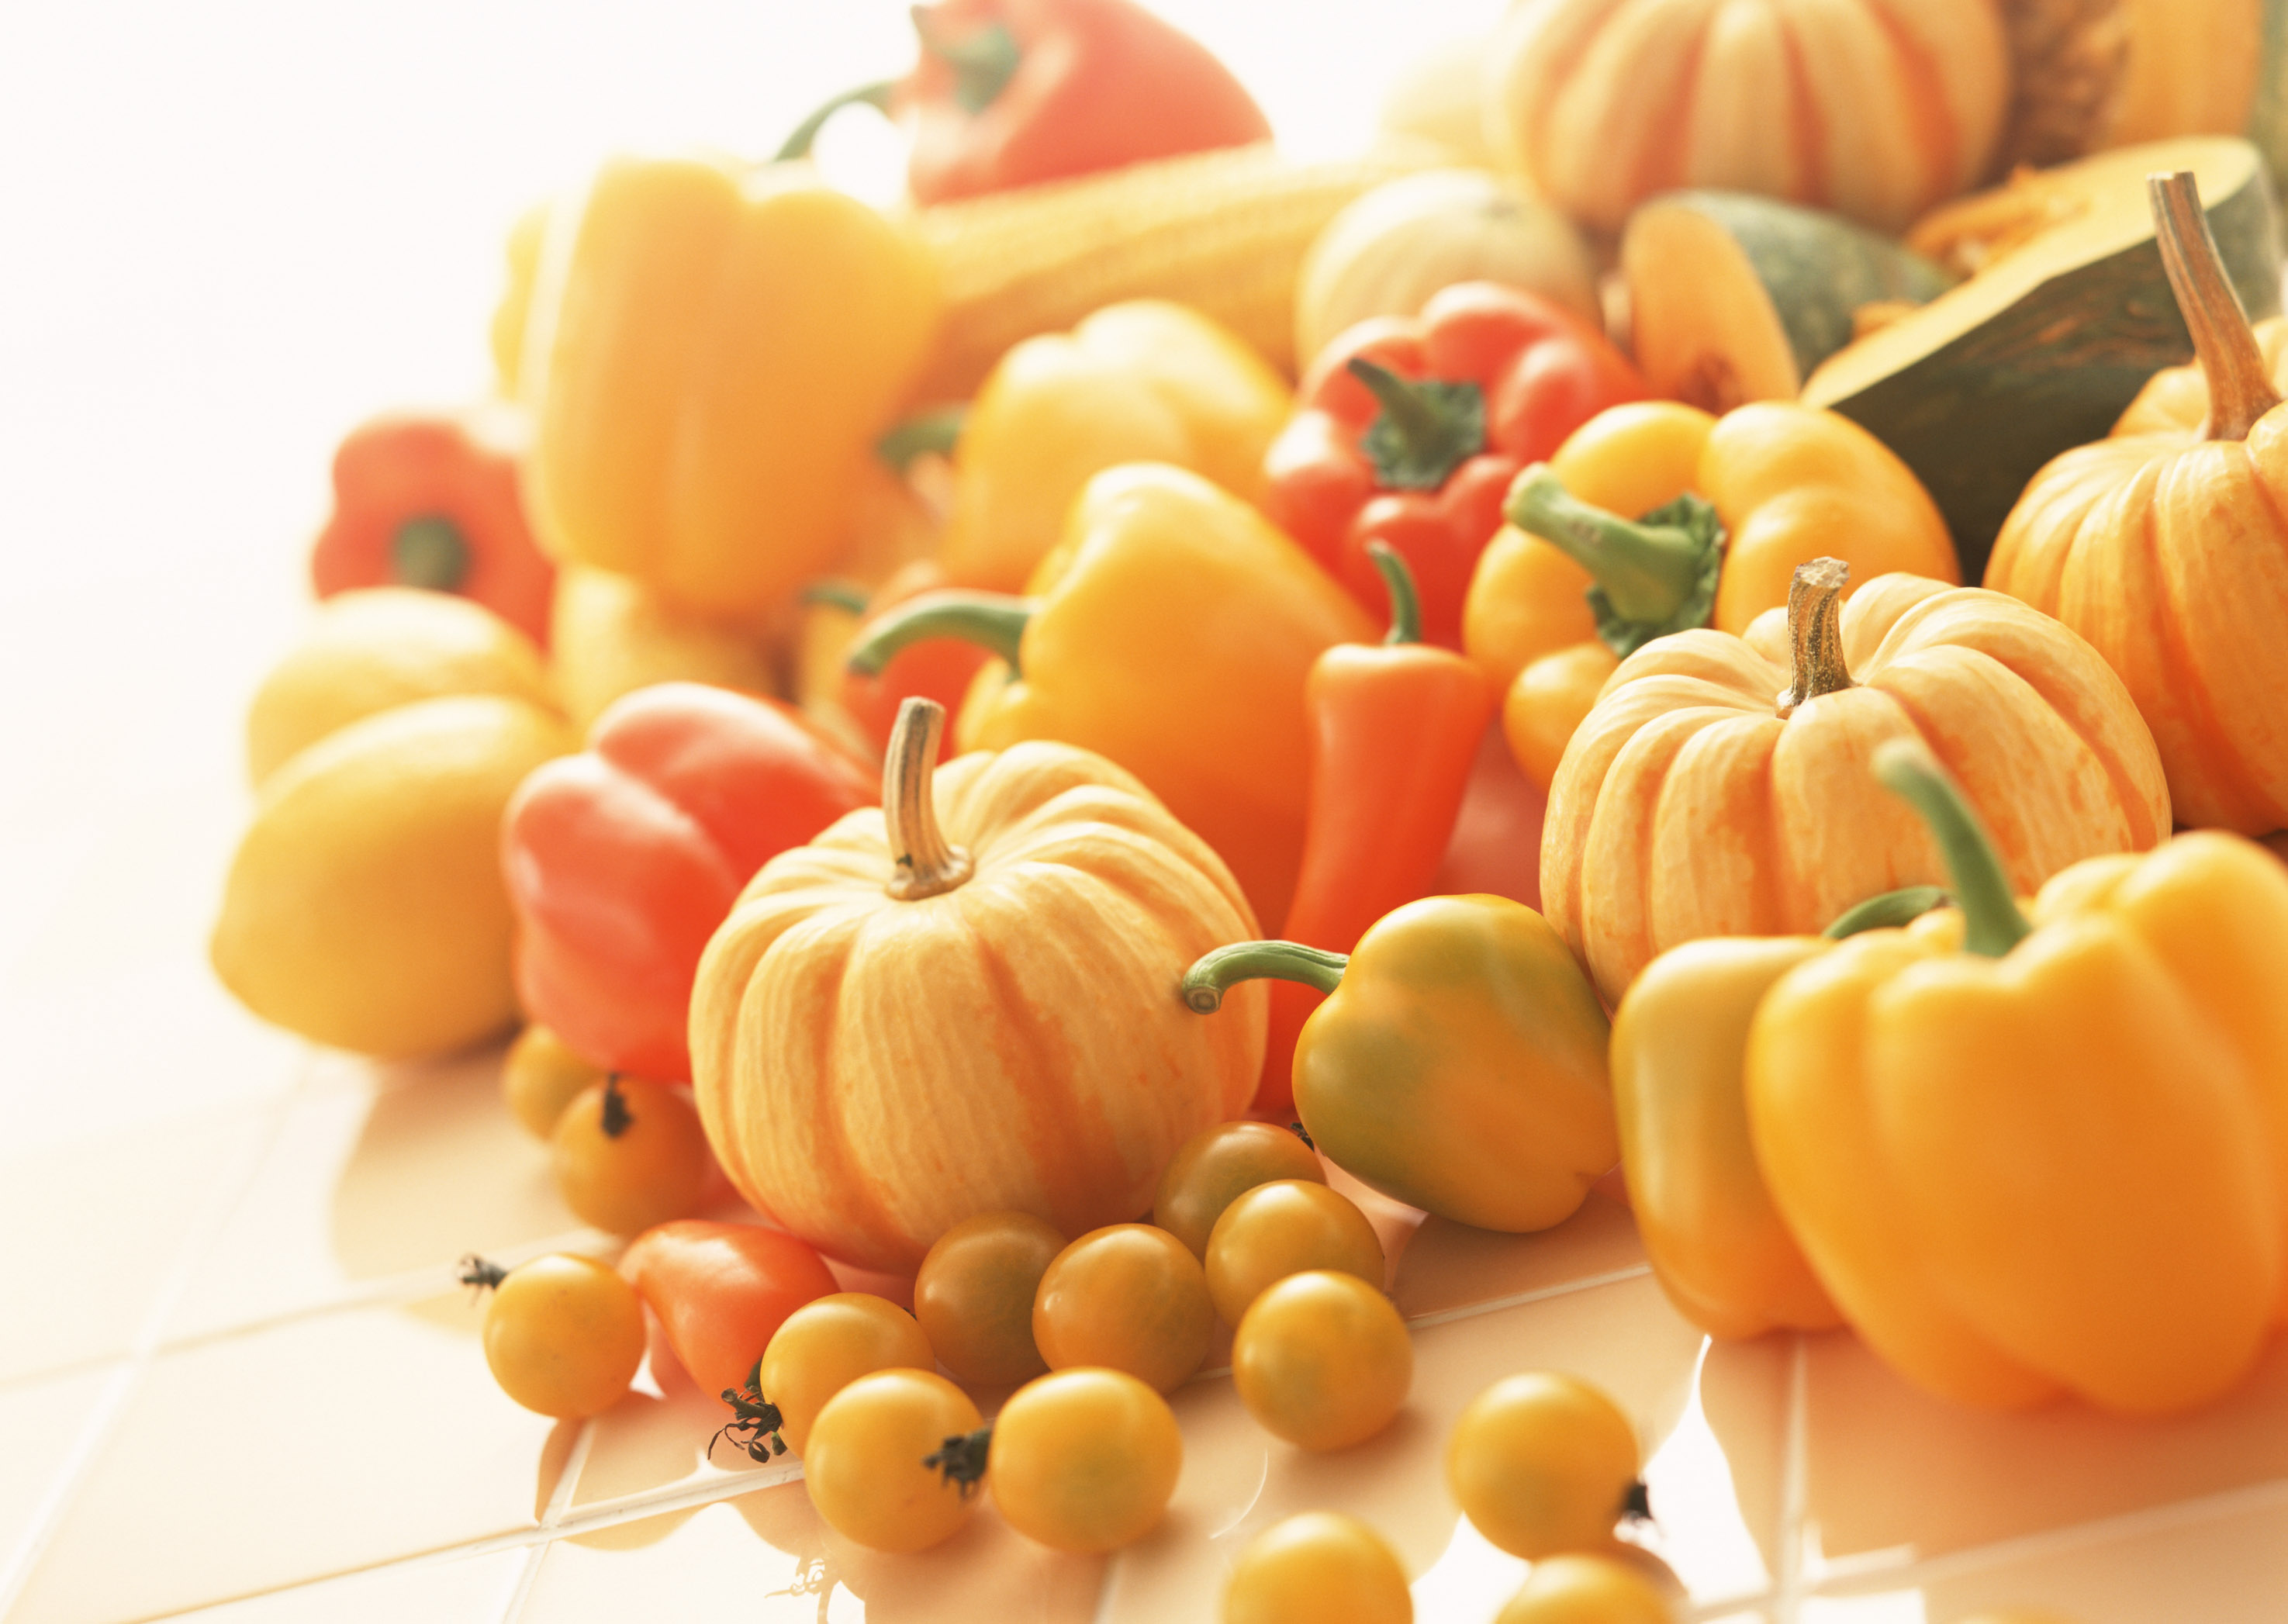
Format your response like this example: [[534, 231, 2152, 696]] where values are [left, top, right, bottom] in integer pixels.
[[202, 0, 2288, 1614]]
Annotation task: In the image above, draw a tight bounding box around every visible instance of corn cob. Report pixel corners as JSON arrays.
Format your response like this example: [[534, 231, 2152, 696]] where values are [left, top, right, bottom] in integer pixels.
[[904, 140, 1444, 402]]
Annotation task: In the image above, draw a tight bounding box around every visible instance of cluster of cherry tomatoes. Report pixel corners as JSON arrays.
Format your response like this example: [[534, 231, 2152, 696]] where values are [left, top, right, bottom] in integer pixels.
[[467, 1031, 1676, 1621]]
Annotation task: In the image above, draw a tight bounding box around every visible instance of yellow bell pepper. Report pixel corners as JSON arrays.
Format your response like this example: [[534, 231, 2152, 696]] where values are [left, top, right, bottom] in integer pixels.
[[1460, 400, 1957, 789], [1747, 739, 2288, 1415], [848, 463, 1373, 928], [517, 153, 940, 630], [936, 299, 1291, 593], [1181, 895, 1616, 1232]]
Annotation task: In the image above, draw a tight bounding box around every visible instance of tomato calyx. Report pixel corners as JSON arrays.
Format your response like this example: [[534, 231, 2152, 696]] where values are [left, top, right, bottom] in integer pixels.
[[710, 1360, 790, 1463], [600, 1075, 632, 1139], [1287, 1120, 1315, 1150], [1621, 1479, 1653, 1524], [458, 1253, 507, 1291], [923, 1424, 994, 1498]]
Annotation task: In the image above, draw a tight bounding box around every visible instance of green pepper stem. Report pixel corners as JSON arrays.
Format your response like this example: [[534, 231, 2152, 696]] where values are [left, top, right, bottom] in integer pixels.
[[876, 406, 967, 472], [1346, 357, 1486, 492], [912, 9, 1023, 114], [390, 516, 470, 593], [800, 579, 870, 616], [845, 590, 1033, 679], [1366, 542, 1422, 646], [1871, 741, 2032, 959], [1823, 884, 1951, 939], [1181, 941, 1350, 1012], [773, 80, 897, 163], [1503, 466, 1712, 627]]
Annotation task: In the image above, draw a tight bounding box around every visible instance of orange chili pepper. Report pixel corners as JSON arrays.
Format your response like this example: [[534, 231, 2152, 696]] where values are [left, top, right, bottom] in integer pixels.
[[1254, 544, 1496, 1114], [620, 1219, 839, 1405]]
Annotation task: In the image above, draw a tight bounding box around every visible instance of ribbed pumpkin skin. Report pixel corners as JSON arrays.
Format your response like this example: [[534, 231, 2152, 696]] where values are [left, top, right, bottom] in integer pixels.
[[1988, 321, 2288, 834], [1488, 0, 2011, 233], [1543, 574, 2170, 1004], [690, 742, 1266, 1273]]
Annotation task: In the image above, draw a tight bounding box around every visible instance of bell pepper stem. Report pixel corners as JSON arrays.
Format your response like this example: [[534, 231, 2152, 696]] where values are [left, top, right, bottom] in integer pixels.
[[390, 516, 471, 593], [883, 699, 973, 900], [911, 9, 1023, 114], [1504, 466, 1713, 628], [1823, 884, 1951, 939], [845, 590, 1033, 679], [1367, 541, 1422, 646], [1180, 941, 1350, 1013], [876, 406, 966, 472], [774, 80, 898, 163], [1872, 741, 2032, 959], [1776, 558, 1854, 716], [800, 579, 870, 616], [2149, 170, 2281, 443], [1346, 357, 1487, 492]]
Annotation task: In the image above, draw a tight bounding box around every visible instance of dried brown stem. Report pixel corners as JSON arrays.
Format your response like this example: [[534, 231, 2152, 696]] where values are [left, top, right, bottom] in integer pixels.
[[883, 697, 973, 900], [2148, 169, 2281, 442]]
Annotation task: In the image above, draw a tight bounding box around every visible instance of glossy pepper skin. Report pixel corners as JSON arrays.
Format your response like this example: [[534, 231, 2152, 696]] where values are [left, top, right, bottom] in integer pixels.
[[620, 1220, 839, 1402], [1253, 545, 1496, 1114], [517, 154, 938, 631], [1461, 399, 1958, 790], [309, 406, 555, 648], [1263, 282, 1646, 648], [877, 0, 1271, 206], [501, 682, 878, 1082], [1184, 896, 1617, 1232], [848, 464, 1374, 928], [1748, 741, 2288, 1416]]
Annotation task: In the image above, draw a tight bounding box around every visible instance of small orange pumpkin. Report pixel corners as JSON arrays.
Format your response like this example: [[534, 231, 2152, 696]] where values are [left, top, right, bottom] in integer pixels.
[[690, 700, 1266, 1272], [1987, 170, 2288, 834], [1543, 559, 2170, 1004]]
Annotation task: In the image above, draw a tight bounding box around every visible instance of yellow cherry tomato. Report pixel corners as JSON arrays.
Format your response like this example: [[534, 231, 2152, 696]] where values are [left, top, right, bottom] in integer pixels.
[[503, 1024, 606, 1139], [1033, 1223, 1214, 1393], [1223, 1510, 1413, 1624], [1446, 1372, 1641, 1559], [988, 1367, 1183, 1552], [1204, 1179, 1384, 1327], [1494, 1553, 1674, 1623], [474, 1253, 644, 1419], [1232, 1270, 1412, 1451], [1502, 641, 1619, 793], [803, 1368, 983, 1553], [913, 1210, 1063, 1388], [759, 1292, 935, 1456], [1152, 1119, 1326, 1259], [550, 1075, 712, 1235]]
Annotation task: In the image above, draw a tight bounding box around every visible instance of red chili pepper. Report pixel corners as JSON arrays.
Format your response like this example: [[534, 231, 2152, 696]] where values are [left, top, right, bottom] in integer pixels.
[[1262, 282, 1645, 648], [779, 0, 1271, 205], [1252, 545, 1497, 1114], [620, 1220, 839, 1402], [309, 406, 556, 647], [838, 559, 994, 764], [502, 683, 879, 1082]]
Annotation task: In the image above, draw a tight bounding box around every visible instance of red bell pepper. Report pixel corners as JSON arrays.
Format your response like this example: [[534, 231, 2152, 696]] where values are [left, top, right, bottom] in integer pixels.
[[1253, 545, 1496, 1114], [779, 0, 1271, 205], [309, 405, 555, 647], [502, 682, 878, 1081], [1262, 282, 1646, 648]]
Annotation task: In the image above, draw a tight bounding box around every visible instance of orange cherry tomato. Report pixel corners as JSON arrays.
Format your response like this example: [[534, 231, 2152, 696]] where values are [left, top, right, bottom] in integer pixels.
[[1446, 1372, 1641, 1560], [987, 1367, 1183, 1552], [550, 1075, 712, 1235], [472, 1253, 645, 1419], [1232, 1270, 1412, 1451], [759, 1292, 935, 1455], [1204, 1179, 1384, 1326], [502, 1024, 604, 1139], [1033, 1223, 1214, 1393], [1493, 1553, 1674, 1623], [1151, 1119, 1325, 1259], [913, 1209, 1063, 1387], [1223, 1510, 1414, 1624], [803, 1368, 983, 1553]]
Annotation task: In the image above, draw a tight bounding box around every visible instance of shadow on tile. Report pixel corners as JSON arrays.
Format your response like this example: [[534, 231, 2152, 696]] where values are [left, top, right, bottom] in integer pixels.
[[1393, 1189, 1647, 1320]]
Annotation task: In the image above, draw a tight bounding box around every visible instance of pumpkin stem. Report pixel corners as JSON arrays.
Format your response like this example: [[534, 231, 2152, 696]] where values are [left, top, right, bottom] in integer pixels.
[[1823, 884, 1951, 939], [1346, 357, 1488, 492], [2148, 169, 2281, 442], [845, 590, 1032, 680], [1502, 465, 1724, 658], [1872, 740, 2032, 959], [883, 698, 974, 900], [1180, 940, 1349, 1012], [1367, 542, 1423, 646], [1776, 558, 1854, 717]]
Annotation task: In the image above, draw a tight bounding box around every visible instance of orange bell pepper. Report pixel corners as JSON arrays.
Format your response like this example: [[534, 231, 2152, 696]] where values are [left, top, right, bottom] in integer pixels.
[[1253, 545, 1495, 1114], [1747, 740, 2288, 1415], [1461, 400, 1958, 789], [847, 464, 1374, 925]]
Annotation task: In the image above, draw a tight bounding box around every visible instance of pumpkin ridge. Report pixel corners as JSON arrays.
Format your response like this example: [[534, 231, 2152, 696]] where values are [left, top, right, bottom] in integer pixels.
[[1640, 12, 1709, 204], [1778, 11, 1826, 209], [1863, 0, 1956, 206], [782, 909, 910, 1262]]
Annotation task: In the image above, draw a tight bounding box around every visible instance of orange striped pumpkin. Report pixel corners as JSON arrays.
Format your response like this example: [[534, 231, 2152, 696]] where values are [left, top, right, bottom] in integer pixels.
[[690, 700, 1265, 1272]]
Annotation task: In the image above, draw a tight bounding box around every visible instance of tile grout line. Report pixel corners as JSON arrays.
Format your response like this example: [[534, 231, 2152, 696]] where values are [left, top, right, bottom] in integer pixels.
[[489, 1418, 597, 1624], [1398, 1263, 1654, 1332], [0, 1060, 309, 1622], [1771, 1334, 1810, 1624]]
